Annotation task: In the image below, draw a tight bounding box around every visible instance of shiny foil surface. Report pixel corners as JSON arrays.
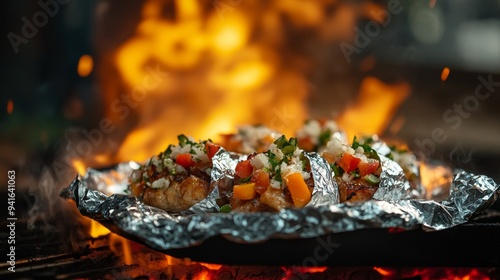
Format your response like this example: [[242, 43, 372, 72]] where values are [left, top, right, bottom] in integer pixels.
[[61, 153, 499, 251]]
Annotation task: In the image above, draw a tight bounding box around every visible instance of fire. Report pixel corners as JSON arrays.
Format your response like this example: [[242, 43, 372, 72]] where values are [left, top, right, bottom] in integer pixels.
[[199, 263, 222, 271], [374, 266, 393, 276], [109, 233, 134, 265], [102, 0, 342, 162], [373, 267, 491, 280], [336, 76, 411, 139], [193, 270, 212, 280], [71, 159, 87, 175], [77, 54, 94, 77], [89, 219, 110, 238], [441, 66, 450, 82], [6, 99, 14, 114], [420, 162, 453, 200]]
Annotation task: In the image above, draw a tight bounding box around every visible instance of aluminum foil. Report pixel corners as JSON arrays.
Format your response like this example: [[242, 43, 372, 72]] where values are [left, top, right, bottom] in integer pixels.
[[369, 137, 425, 199], [61, 156, 499, 251], [185, 149, 339, 215], [373, 155, 411, 201]]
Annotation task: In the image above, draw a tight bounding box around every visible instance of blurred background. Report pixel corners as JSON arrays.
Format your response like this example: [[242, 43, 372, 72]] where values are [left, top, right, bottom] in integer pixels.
[[1, 0, 500, 199]]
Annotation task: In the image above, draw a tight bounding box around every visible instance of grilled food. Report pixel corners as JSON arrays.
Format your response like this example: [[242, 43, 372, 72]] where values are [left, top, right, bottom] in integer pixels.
[[296, 119, 348, 152], [219, 135, 314, 212], [219, 124, 282, 154], [320, 136, 382, 202], [129, 135, 220, 212]]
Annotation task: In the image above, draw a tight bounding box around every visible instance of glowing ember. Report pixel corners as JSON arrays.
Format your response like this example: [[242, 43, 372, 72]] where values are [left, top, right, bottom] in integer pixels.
[[77, 54, 94, 77], [373, 266, 393, 276], [336, 77, 411, 139], [373, 267, 491, 280], [199, 263, 222, 271], [193, 270, 212, 280], [441, 67, 450, 82], [7, 99, 14, 114], [299, 267, 328, 273]]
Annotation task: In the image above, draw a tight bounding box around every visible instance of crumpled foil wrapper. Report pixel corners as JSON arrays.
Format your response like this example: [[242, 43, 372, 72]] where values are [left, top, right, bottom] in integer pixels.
[[369, 137, 425, 198], [61, 151, 499, 251]]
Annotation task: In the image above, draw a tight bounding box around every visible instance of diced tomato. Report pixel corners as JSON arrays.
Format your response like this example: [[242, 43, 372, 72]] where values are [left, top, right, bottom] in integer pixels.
[[235, 160, 253, 178], [338, 153, 361, 173], [358, 159, 380, 176], [298, 137, 315, 152], [176, 153, 195, 168], [251, 169, 270, 195], [205, 142, 220, 159]]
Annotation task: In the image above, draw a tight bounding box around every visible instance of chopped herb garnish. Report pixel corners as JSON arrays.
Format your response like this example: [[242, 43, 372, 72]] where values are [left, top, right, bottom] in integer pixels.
[[164, 145, 173, 156], [240, 176, 252, 183], [267, 152, 279, 168], [319, 130, 332, 146], [220, 204, 231, 213], [177, 134, 189, 147], [274, 135, 288, 148], [364, 174, 380, 184], [330, 163, 343, 176], [274, 167, 282, 182], [281, 145, 295, 156]]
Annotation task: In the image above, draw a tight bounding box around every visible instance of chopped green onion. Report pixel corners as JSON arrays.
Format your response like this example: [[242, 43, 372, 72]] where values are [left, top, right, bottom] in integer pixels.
[[274, 135, 287, 148], [281, 145, 295, 156], [220, 204, 231, 213], [274, 168, 282, 182], [177, 134, 189, 147], [165, 144, 173, 155], [239, 176, 251, 183], [330, 164, 343, 176], [352, 135, 359, 149], [319, 130, 332, 146], [364, 174, 380, 184], [350, 170, 360, 178], [267, 152, 279, 168]]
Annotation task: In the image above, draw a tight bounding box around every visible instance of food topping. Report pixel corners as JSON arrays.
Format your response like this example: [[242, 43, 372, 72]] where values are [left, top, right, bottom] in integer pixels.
[[222, 124, 282, 154], [296, 119, 347, 152], [320, 136, 381, 185], [230, 135, 313, 211]]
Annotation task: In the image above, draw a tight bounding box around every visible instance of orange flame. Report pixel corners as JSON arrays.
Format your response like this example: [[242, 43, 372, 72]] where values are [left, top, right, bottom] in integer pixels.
[[71, 159, 87, 175], [89, 220, 111, 238], [441, 67, 450, 82], [109, 233, 134, 265], [77, 54, 94, 77], [7, 99, 14, 114], [107, 0, 312, 163], [337, 77, 411, 139]]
